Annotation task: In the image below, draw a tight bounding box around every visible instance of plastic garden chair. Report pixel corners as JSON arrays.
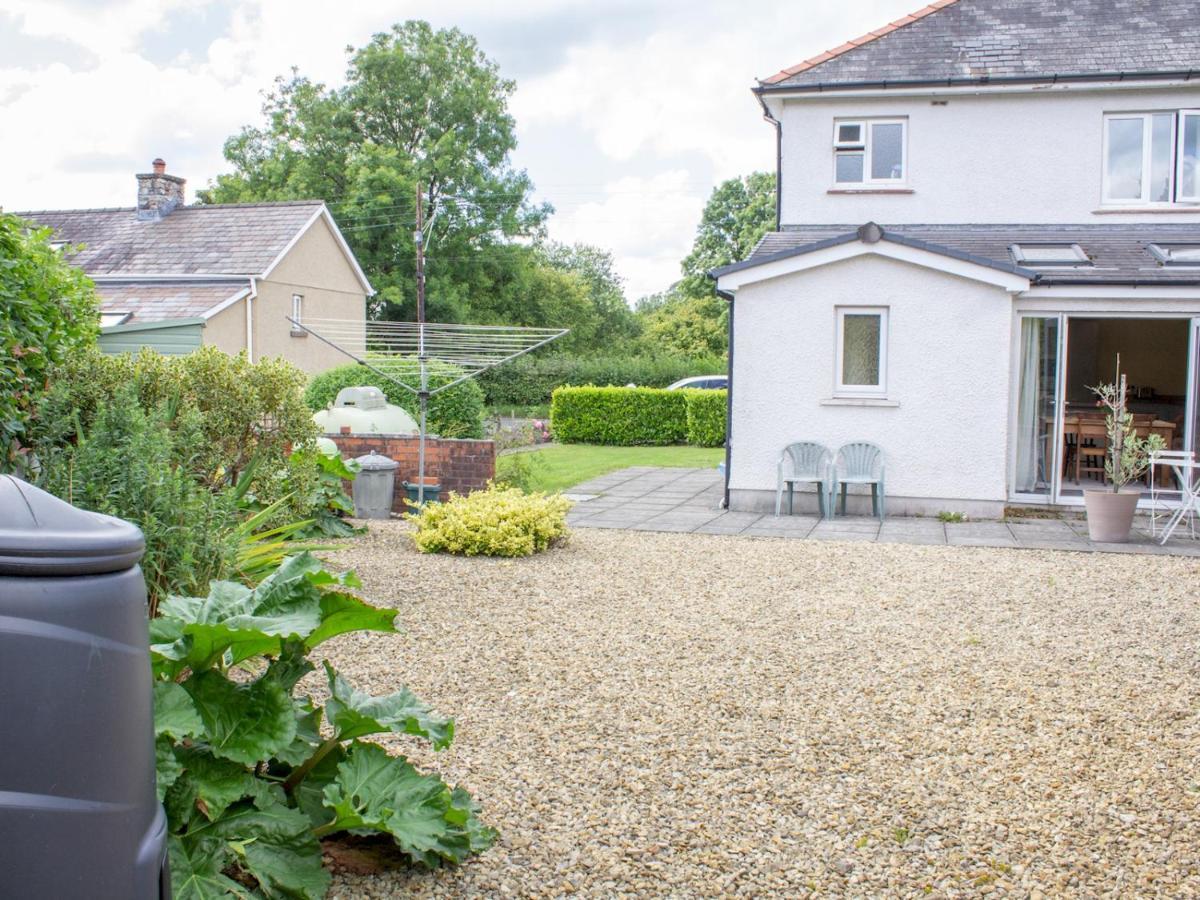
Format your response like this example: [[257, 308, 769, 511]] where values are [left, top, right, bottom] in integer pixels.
[[775, 442, 833, 517], [831, 442, 886, 521]]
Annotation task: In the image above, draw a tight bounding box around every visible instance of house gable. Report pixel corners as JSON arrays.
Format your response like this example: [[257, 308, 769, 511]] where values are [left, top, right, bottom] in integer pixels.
[[262, 208, 373, 296], [714, 225, 1032, 293]]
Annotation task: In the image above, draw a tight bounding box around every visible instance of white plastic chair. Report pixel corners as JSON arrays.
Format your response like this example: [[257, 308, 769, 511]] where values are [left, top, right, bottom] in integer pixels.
[[831, 442, 886, 521], [775, 443, 833, 517]]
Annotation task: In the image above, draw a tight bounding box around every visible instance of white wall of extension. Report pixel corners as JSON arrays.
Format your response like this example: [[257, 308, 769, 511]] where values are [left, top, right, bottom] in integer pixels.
[[769, 83, 1200, 226], [727, 253, 1014, 515]]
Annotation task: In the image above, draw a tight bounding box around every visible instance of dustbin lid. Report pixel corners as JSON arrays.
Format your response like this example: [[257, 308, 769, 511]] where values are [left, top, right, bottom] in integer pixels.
[[0, 475, 146, 577], [353, 450, 399, 471]]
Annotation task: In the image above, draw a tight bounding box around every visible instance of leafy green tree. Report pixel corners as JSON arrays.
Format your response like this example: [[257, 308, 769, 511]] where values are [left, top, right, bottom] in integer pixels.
[[536, 242, 639, 350], [679, 171, 776, 300], [636, 292, 728, 358], [201, 21, 547, 323], [0, 212, 98, 472]]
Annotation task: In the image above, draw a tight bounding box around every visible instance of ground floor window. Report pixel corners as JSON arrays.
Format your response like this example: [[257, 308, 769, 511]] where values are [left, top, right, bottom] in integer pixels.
[[836, 306, 888, 396], [1013, 314, 1197, 503]]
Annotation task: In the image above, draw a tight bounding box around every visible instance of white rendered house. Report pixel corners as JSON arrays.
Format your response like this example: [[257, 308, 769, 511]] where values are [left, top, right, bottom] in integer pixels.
[[713, 0, 1200, 517]]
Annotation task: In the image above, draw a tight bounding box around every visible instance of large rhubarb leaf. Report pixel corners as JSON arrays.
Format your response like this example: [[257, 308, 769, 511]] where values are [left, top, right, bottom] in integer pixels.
[[168, 836, 249, 900], [199, 797, 330, 900], [153, 681, 203, 740], [151, 554, 394, 673], [320, 742, 495, 866], [172, 748, 278, 821], [156, 737, 184, 804], [323, 662, 454, 748], [184, 670, 296, 766]]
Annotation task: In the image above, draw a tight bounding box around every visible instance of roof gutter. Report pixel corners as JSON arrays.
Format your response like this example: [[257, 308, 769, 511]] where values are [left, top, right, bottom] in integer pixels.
[[755, 68, 1198, 96], [755, 92, 782, 232]]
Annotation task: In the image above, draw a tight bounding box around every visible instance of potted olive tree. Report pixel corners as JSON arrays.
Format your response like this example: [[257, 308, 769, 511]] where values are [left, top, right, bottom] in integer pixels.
[[1083, 360, 1165, 542]]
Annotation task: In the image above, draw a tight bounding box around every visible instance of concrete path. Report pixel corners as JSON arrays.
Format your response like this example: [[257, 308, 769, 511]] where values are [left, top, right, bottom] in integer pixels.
[[565, 466, 1200, 556]]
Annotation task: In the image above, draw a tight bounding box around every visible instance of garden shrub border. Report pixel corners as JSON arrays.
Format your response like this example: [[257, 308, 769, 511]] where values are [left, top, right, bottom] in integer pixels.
[[549, 386, 727, 447]]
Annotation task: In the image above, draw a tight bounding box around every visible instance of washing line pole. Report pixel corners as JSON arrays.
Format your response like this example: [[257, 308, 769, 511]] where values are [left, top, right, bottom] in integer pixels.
[[415, 181, 429, 506]]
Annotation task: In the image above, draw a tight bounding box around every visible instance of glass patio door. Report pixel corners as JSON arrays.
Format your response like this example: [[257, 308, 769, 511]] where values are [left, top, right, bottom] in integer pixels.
[[1014, 315, 1062, 500], [1189, 319, 1200, 457]]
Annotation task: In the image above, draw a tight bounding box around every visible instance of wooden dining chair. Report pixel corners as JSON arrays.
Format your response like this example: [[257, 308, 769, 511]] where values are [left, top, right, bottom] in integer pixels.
[[1075, 419, 1108, 484], [1061, 416, 1079, 480]]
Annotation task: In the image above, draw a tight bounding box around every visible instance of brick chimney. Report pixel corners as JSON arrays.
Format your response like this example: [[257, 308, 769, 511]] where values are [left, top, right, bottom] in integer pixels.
[[136, 158, 185, 220]]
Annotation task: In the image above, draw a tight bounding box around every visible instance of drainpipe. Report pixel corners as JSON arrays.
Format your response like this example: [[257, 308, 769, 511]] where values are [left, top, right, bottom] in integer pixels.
[[246, 277, 257, 362], [717, 288, 735, 509], [755, 91, 782, 230]]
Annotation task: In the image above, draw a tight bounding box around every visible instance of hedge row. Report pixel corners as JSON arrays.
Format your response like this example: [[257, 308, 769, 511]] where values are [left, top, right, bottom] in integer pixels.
[[550, 386, 727, 447], [479, 354, 726, 407]]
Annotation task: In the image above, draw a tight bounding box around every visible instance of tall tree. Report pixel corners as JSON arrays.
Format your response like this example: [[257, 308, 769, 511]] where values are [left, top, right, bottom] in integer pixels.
[[679, 171, 776, 300], [201, 21, 548, 323], [537, 242, 639, 348]]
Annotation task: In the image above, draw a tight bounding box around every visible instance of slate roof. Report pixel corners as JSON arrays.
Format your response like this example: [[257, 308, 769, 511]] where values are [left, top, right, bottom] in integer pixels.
[[761, 0, 1200, 91], [16, 201, 324, 276], [713, 223, 1200, 285], [95, 281, 251, 324]]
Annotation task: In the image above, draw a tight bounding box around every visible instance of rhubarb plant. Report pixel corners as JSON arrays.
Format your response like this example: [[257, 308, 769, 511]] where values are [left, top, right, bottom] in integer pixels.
[[150, 553, 495, 899]]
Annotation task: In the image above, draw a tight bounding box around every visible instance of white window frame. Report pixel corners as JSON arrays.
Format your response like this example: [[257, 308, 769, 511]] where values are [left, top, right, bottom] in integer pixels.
[[835, 306, 889, 397], [1177, 109, 1200, 204], [1010, 243, 1091, 267], [832, 118, 907, 187], [291, 293, 303, 323], [1102, 111, 1184, 206]]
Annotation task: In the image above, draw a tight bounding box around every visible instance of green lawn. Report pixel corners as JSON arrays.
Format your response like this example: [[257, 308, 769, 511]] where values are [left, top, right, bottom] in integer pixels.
[[496, 443, 724, 493]]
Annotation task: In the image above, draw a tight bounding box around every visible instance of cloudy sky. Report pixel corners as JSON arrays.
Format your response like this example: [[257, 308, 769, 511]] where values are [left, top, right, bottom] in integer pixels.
[[1, 0, 918, 300]]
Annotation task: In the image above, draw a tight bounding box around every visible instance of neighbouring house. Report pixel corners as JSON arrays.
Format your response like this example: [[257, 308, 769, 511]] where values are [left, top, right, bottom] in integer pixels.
[[713, 0, 1200, 517], [18, 160, 371, 374]]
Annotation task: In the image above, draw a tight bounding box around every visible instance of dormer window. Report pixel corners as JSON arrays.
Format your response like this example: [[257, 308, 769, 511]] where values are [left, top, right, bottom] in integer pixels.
[[833, 118, 906, 186], [1010, 244, 1091, 267], [99, 312, 132, 328], [1148, 244, 1200, 266], [1103, 111, 1200, 205]]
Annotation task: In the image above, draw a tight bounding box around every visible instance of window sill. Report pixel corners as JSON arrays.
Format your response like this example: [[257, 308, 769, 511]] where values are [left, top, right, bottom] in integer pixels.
[[828, 187, 913, 195], [821, 397, 899, 408], [1092, 205, 1200, 214], [290, 329, 307, 338]]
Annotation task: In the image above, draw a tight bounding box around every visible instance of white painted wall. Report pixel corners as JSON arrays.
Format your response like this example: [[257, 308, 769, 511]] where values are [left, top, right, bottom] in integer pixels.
[[771, 84, 1200, 226], [729, 253, 1013, 511]]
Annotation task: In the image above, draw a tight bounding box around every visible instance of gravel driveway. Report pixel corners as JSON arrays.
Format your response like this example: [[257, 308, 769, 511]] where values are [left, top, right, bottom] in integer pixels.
[[321, 522, 1200, 898]]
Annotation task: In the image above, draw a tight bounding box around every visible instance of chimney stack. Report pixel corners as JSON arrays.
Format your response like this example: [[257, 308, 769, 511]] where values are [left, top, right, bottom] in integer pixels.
[[136, 158, 185, 220]]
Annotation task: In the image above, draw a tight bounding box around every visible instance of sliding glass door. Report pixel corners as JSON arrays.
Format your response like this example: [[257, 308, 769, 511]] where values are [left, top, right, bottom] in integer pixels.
[[1014, 315, 1062, 500]]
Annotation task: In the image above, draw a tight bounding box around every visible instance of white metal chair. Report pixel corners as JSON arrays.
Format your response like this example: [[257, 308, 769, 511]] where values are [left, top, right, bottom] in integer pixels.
[[775, 443, 833, 517], [831, 442, 886, 521], [1150, 449, 1200, 544]]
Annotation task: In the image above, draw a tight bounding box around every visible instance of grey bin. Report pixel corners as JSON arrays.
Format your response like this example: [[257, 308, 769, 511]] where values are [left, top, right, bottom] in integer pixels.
[[352, 450, 400, 518], [0, 475, 168, 899]]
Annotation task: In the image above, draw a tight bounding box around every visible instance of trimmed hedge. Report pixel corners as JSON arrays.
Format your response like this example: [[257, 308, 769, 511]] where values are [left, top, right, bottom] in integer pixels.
[[551, 386, 688, 445], [305, 361, 485, 439], [685, 389, 727, 447], [479, 354, 726, 407]]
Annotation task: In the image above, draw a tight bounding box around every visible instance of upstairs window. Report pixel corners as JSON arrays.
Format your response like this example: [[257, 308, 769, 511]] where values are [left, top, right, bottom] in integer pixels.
[[1103, 111, 1200, 205], [833, 119, 906, 186], [1148, 244, 1200, 266], [1010, 243, 1091, 267], [291, 293, 303, 324]]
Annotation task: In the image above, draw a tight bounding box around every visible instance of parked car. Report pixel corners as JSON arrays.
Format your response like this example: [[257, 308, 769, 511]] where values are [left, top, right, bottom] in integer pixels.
[[666, 375, 728, 391]]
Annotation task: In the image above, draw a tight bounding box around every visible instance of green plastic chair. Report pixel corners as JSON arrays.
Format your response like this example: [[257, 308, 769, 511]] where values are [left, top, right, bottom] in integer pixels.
[[832, 442, 886, 520], [775, 442, 833, 517]]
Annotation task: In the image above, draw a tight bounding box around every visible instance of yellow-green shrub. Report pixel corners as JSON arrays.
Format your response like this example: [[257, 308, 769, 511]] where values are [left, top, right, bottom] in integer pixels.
[[408, 484, 571, 557]]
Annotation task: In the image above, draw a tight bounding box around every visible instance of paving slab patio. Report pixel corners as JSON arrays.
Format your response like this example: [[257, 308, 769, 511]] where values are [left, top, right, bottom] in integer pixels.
[[565, 466, 1200, 556]]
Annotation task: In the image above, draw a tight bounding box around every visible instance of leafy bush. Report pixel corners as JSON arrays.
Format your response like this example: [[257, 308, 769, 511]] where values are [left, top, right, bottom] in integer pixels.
[[285, 444, 361, 538], [408, 484, 571, 557], [34, 346, 317, 495], [38, 388, 238, 611], [152, 553, 495, 897], [684, 389, 727, 447], [550, 386, 688, 445], [0, 212, 99, 472], [304, 361, 485, 439], [478, 353, 726, 407]]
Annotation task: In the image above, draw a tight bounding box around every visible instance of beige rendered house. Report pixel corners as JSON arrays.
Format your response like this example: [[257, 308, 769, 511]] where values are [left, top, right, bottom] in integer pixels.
[[19, 159, 371, 374]]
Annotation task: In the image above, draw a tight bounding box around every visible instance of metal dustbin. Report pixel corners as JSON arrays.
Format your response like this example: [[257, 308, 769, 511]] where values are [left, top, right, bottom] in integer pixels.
[[352, 450, 399, 518], [0, 475, 168, 899]]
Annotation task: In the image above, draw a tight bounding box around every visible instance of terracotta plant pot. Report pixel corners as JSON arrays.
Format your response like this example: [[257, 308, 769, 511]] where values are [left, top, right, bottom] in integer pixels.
[[1083, 488, 1140, 542]]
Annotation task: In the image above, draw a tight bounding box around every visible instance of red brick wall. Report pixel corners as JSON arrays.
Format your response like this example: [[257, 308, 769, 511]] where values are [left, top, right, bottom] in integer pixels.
[[326, 432, 495, 513]]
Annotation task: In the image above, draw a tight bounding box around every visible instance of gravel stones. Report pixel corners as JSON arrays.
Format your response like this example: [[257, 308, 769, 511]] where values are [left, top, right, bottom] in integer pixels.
[[321, 523, 1200, 897]]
